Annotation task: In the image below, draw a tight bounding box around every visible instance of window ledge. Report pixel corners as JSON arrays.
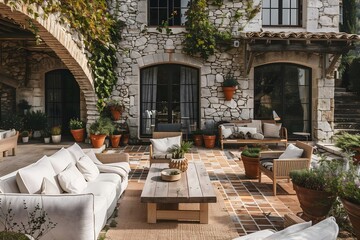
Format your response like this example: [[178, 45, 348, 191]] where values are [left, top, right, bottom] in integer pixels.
[[262, 27, 306, 32], [147, 27, 187, 35]]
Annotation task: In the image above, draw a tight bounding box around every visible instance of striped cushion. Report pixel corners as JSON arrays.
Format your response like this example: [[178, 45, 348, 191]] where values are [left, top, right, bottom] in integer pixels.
[[261, 158, 274, 171]]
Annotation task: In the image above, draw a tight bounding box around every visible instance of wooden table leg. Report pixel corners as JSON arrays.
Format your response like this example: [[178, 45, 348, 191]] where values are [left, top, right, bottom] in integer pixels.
[[199, 203, 209, 224], [147, 203, 157, 223]]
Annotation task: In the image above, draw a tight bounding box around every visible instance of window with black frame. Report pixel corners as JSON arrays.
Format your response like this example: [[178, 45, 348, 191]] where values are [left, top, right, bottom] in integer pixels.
[[262, 0, 302, 26], [148, 0, 190, 26]]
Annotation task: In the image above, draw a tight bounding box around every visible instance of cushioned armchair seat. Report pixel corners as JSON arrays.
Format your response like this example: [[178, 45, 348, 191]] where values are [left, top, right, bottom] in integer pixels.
[[149, 132, 182, 165]]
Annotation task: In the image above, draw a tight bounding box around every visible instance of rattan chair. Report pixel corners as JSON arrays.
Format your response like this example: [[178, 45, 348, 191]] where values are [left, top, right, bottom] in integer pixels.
[[149, 131, 182, 165], [259, 141, 314, 195]]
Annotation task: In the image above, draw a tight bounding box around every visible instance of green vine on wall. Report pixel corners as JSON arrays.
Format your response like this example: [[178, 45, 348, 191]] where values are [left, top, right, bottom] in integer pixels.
[[5, 0, 123, 112], [183, 0, 260, 60]]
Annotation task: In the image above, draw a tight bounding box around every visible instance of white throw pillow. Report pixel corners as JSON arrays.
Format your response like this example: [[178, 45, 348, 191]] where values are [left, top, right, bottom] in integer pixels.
[[58, 164, 87, 193], [16, 156, 57, 194], [252, 133, 264, 140], [41, 177, 62, 195], [247, 120, 263, 134], [263, 123, 282, 138], [150, 135, 181, 154], [76, 155, 100, 182], [237, 127, 257, 135], [279, 144, 304, 159], [263, 221, 312, 240], [84, 149, 103, 165], [48, 148, 74, 174], [277, 217, 339, 240], [67, 143, 86, 163], [221, 127, 233, 139]]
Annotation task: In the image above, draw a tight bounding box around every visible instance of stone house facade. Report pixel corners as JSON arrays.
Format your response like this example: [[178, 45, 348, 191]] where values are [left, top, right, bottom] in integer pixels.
[[0, 0, 358, 142]]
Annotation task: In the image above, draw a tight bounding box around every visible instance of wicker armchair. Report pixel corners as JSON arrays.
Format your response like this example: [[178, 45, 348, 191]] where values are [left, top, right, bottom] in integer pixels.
[[149, 131, 182, 165], [259, 141, 314, 195]]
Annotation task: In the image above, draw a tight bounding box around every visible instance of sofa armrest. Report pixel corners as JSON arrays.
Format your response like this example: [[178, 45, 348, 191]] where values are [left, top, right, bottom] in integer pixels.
[[280, 127, 288, 139], [0, 193, 97, 240], [260, 151, 284, 159], [95, 152, 129, 164]]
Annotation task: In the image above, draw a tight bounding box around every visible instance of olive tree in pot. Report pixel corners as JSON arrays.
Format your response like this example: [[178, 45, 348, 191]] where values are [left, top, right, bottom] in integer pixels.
[[89, 117, 114, 148], [168, 141, 193, 172]]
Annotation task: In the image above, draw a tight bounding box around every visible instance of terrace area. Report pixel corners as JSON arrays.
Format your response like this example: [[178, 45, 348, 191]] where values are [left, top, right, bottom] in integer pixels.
[[0, 140, 351, 239]]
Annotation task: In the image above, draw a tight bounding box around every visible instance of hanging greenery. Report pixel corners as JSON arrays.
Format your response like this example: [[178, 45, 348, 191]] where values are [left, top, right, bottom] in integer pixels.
[[6, 0, 124, 111], [183, 0, 260, 60]]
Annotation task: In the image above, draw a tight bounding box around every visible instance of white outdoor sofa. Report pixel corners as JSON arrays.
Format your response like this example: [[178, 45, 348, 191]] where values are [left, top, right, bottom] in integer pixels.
[[0, 143, 130, 240]]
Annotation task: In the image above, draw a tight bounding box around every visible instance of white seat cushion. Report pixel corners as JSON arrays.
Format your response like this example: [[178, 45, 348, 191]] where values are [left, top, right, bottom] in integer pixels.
[[48, 148, 74, 174], [279, 144, 304, 159], [41, 177, 63, 194], [16, 156, 58, 194], [221, 126, 233, 138], [263, 123, 282, 138], [232, 229, 275, 240], [58, 164, 87, 193], [76, 155, 100, 182], [150, 135, 181, 154], [94, 173, 122, 197], [263, 221, 311, 239], [83, 181, 117, 209], [67, 143, 86, 162]]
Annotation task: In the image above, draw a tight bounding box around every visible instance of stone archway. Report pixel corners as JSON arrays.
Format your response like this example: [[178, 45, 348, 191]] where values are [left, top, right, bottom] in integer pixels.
[[0, 1, 98, 122]]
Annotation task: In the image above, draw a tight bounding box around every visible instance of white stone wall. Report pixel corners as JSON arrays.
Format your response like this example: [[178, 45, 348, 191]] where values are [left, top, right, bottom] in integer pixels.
[[306, 0, 339, 32]]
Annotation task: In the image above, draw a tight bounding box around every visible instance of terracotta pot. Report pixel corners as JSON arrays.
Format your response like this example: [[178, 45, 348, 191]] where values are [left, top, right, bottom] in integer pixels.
[[110, 134, 122, 148], [169, 157, 188, 172], [110, 109, 121, 121], [193, 134, 203, 147], [121, 134, 129, 146], [70, 128, 85, 142], [203, 135, 216, 148], [90, 134, 107, 148], [223, 86, 236, 101], [293, 184, 336, 223], [241, 155, 259, 179], [341, 198, 360, 239]]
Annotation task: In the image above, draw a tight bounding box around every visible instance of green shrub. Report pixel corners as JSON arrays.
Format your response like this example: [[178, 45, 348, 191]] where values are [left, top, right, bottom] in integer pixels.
[[69, 118, 84, 130], [24, 111, 48, 131], [0, 114, 24, 131], [89, 117, 114, 135], [241, 148, 260, 158]]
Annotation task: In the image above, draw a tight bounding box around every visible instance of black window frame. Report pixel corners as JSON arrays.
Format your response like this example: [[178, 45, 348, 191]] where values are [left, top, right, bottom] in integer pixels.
[[148, 0, 190, 27], [262, 0, 302, 27]]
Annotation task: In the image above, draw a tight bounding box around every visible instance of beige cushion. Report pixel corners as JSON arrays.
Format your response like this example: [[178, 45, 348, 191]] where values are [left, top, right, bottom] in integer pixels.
[[67, 143, 85, 163], [247, 120, 263, 134], [41, 177, 62, 195], [77, 155, 100, 182], [58, 164, 87, 193], [263, 221, 311, 239], [252, 133, 264, 140], [263, 123, 282, 138], [16, 156, 57, 194], [48, 148, 74, 174], [279, 144, 304, 159], [150, 135, 181, 154]]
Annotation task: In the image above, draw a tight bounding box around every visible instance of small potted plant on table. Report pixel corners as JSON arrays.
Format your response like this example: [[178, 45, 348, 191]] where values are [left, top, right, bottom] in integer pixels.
[[222, 73, 239, 101], [168, 141, 193, 172], [69, 118, 85, 142], [241, 147, 261, 179], [89, 117, 115, 148]]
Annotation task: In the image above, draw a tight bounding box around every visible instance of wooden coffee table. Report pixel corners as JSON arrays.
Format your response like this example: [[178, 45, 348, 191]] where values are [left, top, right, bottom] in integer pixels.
[[140, 162, 217, 224]]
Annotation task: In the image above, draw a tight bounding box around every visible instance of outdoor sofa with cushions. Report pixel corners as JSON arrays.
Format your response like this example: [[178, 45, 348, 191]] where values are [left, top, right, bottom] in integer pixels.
[[232, 216, 338, 240], [218, 120, 287, 150], [0, 143, 130, 240], [0, 129, 18, 157]]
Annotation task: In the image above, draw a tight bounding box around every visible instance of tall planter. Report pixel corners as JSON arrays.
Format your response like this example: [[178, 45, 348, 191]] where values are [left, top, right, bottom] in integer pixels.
[[241, 155, 259, 179], [203, 135, 216, 148], [293, 184, 336, 223], [341, 198, 360, 239], [223, 86, 236, 101], [70, 129, 85, 142], [90, 134, 107, 148]]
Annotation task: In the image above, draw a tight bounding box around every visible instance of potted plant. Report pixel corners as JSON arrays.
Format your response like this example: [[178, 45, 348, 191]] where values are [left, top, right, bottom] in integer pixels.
[[51, 125, 62, 143], [89, 117, 115, 148], [289, 158, 339, 223], [106, 99, 125, 121], [192, 129, 203, 147], [168, 141, 193, 172], [202, 129, 216, 149], [41, 128, 51, 143], [334, 132, 360, 163], [241, 147, 261, 179], [21, 130, 29, 143], [119, 120, 130, 146], [23, 111, 48, 138], [69, 118, 85, 142], [222, 73, 239, 101], [110, 123, 122, 148]]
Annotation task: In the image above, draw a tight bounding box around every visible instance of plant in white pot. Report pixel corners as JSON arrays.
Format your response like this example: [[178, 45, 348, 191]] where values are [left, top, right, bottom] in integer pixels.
[[51, 126, 61, 143], [168, 141, 193, 172], [41, 128, 51, 143], [21, 130, 29, 143]]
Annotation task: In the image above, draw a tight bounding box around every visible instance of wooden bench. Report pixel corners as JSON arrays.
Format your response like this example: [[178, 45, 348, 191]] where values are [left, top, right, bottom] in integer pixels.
[[0, 131, 19, 157], [218, 120, 287, 150]]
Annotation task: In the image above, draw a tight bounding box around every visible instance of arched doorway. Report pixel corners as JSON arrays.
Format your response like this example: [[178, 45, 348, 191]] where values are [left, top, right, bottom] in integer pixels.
[[140, 64, 200, 137], [254, 63, 311, 139], [45, 69, 80, 134]]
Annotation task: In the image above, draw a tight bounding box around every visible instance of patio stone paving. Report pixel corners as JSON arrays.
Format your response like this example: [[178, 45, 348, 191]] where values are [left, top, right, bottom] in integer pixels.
[[0, 141, 339, 238]]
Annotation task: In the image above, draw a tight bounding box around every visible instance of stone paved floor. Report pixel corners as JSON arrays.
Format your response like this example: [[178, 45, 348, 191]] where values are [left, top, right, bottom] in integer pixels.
[[0, 141, 340, 237]]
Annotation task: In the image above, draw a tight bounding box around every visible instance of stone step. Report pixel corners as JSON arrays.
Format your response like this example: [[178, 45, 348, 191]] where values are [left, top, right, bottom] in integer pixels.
[[334, 116, 360, 122], [335, 108, 360, 114]]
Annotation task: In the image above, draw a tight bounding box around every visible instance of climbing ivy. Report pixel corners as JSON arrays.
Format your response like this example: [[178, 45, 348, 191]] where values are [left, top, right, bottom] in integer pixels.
[[5, 0, 123, 111], [183, 0, 260, 60]]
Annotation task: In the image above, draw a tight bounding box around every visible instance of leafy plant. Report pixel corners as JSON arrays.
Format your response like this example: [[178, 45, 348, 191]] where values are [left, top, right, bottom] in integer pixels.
[[106, 99, 125, 112], [23, 111, 48, 131], [223, 73, 239, 87], [20, 131, 29, 138], [69, 118, 84, 130], [17, 99, 31, 110], [41, 128, 51, 138], [51, 126, 61, 135], [191, 129, 203, 135], [0, 114, 24, 131], [241, 148, 260, 158], [89, 117, 115, 135], [333, 132, 360, 152], [168, 141, 193, 159], [338, 154, 360, 205]]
